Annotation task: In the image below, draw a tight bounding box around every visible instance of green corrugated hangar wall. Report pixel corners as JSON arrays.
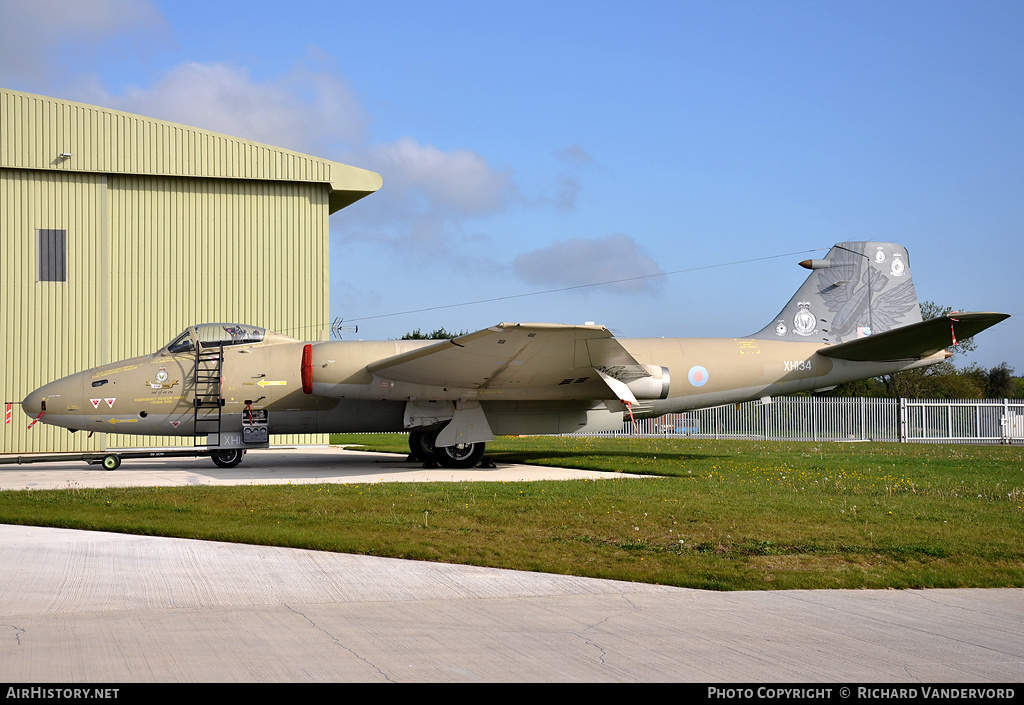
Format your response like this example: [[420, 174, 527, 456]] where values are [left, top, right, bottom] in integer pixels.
[[0, 88, 382, 454]]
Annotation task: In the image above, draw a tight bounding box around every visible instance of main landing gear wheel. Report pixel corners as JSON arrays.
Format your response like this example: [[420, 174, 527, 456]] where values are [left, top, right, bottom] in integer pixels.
[[408, 429, 486, 468], [102, 454, 121, 470], [210, 448, 244, 468], [433, 441, 486, 469], [408, 430, 437, 462]]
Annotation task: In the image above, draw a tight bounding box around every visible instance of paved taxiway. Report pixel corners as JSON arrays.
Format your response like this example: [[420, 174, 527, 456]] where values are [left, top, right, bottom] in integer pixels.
[[0, 445, 624, 490], [1, 447, 1022, 682]]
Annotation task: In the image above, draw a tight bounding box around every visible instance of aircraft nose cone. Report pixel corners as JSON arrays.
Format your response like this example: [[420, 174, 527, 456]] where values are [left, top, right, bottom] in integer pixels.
[[22, 387, 44, 418]]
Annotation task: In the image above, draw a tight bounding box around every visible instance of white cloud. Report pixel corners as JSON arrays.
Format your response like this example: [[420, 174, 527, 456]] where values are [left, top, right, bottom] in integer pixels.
[[337, 138, 516, 266], [79, 59, 368, 155], [364, 137, 513, 216], [0, 0, 567, 274], [513, 234, 664, 295], [73, 56, 514, 239], [0, 0, 168, 85], [68, 54, 516, 267]]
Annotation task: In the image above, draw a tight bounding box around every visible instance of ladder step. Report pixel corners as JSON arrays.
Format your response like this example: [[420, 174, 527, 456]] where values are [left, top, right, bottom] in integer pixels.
[[193, 342, 224, 448]]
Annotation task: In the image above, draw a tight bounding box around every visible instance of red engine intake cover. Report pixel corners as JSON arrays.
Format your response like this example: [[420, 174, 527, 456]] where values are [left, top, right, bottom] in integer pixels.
[[301, 344, 313, 394]]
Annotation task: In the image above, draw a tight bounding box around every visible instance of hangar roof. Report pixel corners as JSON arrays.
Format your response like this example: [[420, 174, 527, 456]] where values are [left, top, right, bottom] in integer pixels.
[[0, 88, 382, 213]]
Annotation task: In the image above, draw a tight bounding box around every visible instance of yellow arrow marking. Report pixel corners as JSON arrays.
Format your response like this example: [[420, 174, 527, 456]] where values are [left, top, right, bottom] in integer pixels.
[[257, 380, 287, 387]]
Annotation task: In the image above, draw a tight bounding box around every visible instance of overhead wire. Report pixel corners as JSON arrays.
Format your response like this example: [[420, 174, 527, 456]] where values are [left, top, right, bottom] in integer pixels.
[[343, 247, 825, 324], [277, 246, 825, 336]]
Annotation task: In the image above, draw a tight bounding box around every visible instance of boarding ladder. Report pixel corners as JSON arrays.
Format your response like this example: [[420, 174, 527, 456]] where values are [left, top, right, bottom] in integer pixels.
[[192, 342, 224, 447]]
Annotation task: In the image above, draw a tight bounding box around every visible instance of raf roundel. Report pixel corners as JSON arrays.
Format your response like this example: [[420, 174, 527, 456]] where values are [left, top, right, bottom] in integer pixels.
[[688, 365, 709, 387]]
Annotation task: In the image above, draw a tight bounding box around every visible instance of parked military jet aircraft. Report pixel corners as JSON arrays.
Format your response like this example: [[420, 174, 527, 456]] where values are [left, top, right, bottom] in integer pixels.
[[22, 241, 1008, 469]]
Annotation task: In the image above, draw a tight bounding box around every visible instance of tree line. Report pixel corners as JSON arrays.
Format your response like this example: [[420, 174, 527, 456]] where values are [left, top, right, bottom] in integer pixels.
[[831, 360, 1021, 399]]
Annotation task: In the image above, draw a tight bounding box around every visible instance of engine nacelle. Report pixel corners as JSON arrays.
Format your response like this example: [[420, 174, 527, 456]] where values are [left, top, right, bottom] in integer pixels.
[[622, 365, 671, 400]]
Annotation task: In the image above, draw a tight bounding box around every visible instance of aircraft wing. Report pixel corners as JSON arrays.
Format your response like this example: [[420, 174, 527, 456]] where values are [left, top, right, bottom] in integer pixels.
[[366, 322, 645, 391], [817, 312, 1009, 362]]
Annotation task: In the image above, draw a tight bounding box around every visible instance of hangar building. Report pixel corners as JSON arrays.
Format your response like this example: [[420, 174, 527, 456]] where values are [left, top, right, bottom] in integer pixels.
[[1, 88, 382, 454]]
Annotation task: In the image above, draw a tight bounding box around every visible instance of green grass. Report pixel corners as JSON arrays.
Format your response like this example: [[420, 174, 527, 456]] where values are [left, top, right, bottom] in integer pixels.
[[1, 435, 1022, 591]]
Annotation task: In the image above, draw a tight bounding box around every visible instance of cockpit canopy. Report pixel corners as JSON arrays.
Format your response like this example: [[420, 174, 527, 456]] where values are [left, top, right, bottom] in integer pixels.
[[165, 323, 267, 354]]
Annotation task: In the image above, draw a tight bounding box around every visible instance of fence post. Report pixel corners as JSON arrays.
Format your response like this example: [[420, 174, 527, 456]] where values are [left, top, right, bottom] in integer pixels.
[[899, 397, 907, 443]]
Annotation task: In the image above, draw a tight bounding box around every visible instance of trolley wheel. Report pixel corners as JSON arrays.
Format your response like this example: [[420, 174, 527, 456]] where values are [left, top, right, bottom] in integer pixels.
[[210, 448, 244, 468], [102, 454, 121, 471]]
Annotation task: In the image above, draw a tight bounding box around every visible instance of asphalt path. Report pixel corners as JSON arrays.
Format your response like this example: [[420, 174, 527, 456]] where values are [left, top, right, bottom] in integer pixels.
[[1, 447, 1021, 682]]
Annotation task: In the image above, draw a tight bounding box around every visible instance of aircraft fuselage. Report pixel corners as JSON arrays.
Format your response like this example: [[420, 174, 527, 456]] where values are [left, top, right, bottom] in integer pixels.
[[22, 242, 1003, 469], [22, 331, 942, 443]]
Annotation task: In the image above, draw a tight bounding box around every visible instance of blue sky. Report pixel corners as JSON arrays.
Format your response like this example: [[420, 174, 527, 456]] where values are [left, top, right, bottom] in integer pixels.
[[3, 0, 1021, 370]]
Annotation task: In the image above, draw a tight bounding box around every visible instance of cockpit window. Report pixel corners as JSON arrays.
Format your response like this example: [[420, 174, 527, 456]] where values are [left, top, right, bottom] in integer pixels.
[[194, 323, 266, 347], [166, 330, 194, 354], [164, 323, 266, 354]]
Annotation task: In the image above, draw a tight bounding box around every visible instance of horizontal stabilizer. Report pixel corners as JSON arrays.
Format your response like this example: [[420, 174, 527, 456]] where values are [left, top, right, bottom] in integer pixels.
[[817, 312, 1009, 362]]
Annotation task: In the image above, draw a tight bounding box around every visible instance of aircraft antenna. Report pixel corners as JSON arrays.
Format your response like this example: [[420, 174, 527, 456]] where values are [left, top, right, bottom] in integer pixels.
[[330, 318, 359, 339]]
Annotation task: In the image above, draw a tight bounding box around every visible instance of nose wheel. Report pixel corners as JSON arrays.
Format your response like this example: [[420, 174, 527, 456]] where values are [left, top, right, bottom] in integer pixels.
[[210, 448, 244, 468]]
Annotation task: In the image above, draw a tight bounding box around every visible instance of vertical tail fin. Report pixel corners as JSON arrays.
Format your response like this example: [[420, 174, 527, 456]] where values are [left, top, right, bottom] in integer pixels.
[[751, 241, 922, 344]]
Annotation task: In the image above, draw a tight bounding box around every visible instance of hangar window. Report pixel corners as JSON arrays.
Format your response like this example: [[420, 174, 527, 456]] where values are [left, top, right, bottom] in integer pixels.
[[36, 229, 67, 282]]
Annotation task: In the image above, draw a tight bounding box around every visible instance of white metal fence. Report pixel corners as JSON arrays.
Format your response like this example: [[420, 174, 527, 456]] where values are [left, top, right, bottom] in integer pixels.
[[588, 397, 1024, 444]]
